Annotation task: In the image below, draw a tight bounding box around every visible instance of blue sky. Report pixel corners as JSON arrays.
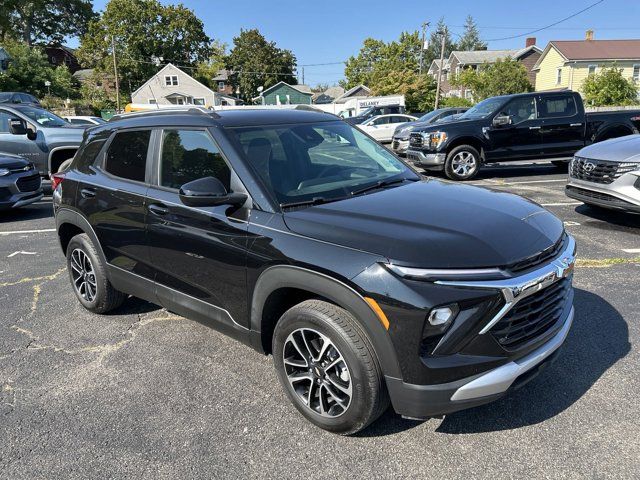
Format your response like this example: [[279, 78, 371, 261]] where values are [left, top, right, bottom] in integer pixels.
[[84, 0, 640, 86]]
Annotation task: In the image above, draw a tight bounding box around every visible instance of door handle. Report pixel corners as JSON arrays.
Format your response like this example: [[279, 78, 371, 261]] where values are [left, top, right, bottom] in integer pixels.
[[570, 123, 583, 127], [529, 126, 541, 130], [148, 203, 169, 215], [80, 187, 96, 198]]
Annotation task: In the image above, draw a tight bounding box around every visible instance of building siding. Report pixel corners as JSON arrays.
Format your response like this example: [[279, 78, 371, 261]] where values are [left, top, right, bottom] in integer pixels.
[[535, 47, 569, 91], [261, 84, 312, 105], [519, 49, 542, 86], [568, 61, 640, 93]]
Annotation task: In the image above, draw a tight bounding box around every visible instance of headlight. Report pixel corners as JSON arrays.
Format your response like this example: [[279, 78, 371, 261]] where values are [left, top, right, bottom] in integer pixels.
[[0, 168, 11, 177], [427, 131, 448, 149], [384, 263, 507, 281]]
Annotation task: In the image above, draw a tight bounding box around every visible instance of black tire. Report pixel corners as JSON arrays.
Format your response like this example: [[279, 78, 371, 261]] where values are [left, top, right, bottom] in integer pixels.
[[58, 158, 74, 172], [273, 300, 389, 435], [444, 145, 481, 181], [66, 233, 126, 313]]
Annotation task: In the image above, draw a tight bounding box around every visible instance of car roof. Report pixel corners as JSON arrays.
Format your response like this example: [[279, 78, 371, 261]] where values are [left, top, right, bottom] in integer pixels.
[[105, 107, 339, 130]]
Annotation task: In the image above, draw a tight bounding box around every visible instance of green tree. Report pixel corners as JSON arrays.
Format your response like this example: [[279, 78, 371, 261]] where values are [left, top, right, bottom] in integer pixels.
[[457, 15, 487, 51], [0, 40, 78, 97], [583, 66, 639, 106], [225, 29, 297, 102], [371, 71, 437, 113], [450, 58, 533, 100], [422, 18, 457, 69], [193, 40, 227, 88], [343, 31, 422, 89], [77, 0, 212, 94], [0, 0, 96, 45]]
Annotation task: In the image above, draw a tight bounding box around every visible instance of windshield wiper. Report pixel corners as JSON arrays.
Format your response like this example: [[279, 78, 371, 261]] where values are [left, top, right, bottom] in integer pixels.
[[280, 195, 350, 210], [350, 177, 416, 196]]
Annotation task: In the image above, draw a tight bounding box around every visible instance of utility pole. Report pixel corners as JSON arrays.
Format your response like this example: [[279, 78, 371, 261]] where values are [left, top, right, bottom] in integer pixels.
[[434, 29, 446, 110], [302, 66, 305, 85], [418, 22, 429, 75], [111, 35, 120, 112]]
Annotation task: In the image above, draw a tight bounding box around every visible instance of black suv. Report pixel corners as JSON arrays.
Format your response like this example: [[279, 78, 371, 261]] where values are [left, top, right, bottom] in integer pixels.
[[53, 108, 576, 434]]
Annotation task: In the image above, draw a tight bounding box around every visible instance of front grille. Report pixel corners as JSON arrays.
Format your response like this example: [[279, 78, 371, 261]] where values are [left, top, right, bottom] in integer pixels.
[[16, 174, 41, 192], [507, 234, 566, 274], [566, 185, 619, 203], [0, 187, 11, 201], [392, 140, 400, 150], [492, 277, 572, 350], [570, 156, 639, 184], [409, 133, 423, 147]]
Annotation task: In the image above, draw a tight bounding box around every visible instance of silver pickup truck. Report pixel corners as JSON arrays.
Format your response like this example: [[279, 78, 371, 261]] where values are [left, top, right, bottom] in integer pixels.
[[0, 103, 85, 176]]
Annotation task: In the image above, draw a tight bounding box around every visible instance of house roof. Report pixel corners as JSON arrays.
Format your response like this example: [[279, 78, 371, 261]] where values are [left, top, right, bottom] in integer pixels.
[[451, 49, 520, 65], [334, 84, 371, 102], [72, 68, 94, 81], [212, 69, 231, 81], [428, 59, 450, 72], [259, 81, 313, 96], [533, 39, 640, 70]]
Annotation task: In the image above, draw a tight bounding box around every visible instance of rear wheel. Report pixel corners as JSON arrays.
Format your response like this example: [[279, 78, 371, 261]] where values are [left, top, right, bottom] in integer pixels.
[[66, 233, 126, 313], [273, 300, 388, 435], [445, 145, 480, 181]]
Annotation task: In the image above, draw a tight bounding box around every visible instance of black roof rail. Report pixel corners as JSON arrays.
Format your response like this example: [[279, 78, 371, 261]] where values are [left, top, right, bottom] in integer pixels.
[[109, 106, 220, 122]]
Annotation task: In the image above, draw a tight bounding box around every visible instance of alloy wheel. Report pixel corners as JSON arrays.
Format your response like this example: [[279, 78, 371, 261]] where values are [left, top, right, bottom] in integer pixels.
[[70, 248, 97, 302], [451, 151, 477, 177], [283, 328, 353, 418]]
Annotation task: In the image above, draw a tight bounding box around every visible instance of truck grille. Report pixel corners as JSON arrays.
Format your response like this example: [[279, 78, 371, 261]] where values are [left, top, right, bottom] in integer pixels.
[[16, 174, 41, 192], [570, 157, 639, 184], [492, 277, 572, 350], [409, 133, 423, 147]]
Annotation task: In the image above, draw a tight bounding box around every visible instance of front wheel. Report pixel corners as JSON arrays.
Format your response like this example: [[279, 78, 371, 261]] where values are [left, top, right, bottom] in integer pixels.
[[444, 145, 480, 181], [273, 300, 389, 435]]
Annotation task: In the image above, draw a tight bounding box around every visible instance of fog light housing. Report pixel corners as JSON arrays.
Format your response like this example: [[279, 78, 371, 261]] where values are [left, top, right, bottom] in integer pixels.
[[428, 305, 458, 327]]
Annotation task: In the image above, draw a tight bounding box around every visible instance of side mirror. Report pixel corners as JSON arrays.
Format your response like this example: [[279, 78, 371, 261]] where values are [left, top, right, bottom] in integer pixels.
[[492, 114, 512, 127], [179, 176, 247, 208], [9, 118, 28, 135]]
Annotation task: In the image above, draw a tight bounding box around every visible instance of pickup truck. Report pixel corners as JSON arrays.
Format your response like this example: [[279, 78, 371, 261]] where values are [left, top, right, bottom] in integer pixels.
[[406, 90, 640, 180], [0, 103, 85, 177]]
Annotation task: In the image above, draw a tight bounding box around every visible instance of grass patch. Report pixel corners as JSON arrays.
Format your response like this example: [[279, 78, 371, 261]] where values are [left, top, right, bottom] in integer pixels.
[[576, 257, 640, 268]]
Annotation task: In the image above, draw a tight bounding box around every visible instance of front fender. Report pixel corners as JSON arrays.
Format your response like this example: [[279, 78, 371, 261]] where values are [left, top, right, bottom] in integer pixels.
[[250, 264, 402, 378]]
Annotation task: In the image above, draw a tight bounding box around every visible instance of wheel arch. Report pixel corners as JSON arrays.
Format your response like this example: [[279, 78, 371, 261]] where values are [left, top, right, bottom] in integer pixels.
[[49, 147, 78, 174], [251, 265, 402, 378], [55, 208, 107, 266], [594, 123, 634, 143], [445, 136, 485, 161]]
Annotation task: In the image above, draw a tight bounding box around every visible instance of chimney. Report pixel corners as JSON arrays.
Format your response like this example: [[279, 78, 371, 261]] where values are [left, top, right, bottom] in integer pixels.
[[586, 29, 594, 41], [525, 37, 536, 48]]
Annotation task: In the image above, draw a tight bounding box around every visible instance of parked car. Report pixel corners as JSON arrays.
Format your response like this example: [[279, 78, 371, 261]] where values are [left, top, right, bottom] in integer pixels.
[[343, 104, 407, 125], [392, 107, 469, 155], [566, 134, 640, 213], [356, 114, 417, 143], [53, 108, 576, 435], [64, 115, 107, 126], [0, 151, 43, 210], [0, 103, 85, 177], [406, 90, 640, 180], [0, 92, 41, 106]]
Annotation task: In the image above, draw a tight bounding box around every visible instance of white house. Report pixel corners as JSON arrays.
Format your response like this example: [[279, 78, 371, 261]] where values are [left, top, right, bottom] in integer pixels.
[[131, 63, 242, 107]]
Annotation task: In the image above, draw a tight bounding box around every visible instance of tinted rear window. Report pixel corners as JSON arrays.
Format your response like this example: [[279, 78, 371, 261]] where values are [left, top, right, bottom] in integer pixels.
[[105, 130, 150, 182], [539, 95, 577, 118]]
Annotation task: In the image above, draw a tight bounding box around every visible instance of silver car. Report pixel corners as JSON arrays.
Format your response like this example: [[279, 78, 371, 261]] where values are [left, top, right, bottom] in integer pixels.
[[566, 134, 640, 213]]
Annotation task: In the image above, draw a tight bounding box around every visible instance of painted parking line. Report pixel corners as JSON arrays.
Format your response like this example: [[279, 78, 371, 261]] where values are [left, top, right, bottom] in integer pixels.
[[0, 228, 56, 236], [541, 202, 582, 206], [622, 248, 640, 254], [505, 179, 567, 185]]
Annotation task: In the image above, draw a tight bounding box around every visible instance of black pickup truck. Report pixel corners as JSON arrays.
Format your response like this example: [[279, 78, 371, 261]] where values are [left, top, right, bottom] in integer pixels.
[[407, 90, 640, 180]]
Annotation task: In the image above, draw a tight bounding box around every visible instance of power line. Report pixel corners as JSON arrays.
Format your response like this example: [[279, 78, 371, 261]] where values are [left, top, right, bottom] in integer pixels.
[[482, 0, 606, 42]]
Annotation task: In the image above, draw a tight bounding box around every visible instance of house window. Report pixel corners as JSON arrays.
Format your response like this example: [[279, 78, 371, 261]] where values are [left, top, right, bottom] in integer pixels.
[[193, 98, 205, 105], [633, 65, 640, 82], [218, 81, 225, 91], [556, 68, 562, 85], [148, 99, 157, 104], [164, 75, 178, 86], [588, 65, 597, 75]]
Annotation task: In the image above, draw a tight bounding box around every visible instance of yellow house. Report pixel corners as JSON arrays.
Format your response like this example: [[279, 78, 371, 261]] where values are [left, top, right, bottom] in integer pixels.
[[533, 34, 640, 95]]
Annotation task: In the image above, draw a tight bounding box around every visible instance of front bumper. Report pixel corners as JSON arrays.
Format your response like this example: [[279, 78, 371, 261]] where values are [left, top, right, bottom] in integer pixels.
[[406, 150, 446, 169], [386, 306, 573, 419], [0, 172, 43, 210], [566, 173, 640, 213], [392, 138, 410, 155]]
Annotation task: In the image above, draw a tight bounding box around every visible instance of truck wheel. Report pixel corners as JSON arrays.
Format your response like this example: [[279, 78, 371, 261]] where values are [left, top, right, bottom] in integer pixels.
[[58, 158, 73, 172], [445, 145, 480, 181], [273, 300, 389, 435], [66, 233, 126, 313]]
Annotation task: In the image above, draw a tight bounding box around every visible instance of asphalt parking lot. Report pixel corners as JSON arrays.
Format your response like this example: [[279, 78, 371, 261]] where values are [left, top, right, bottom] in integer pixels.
[[1, 164, 639, 479]]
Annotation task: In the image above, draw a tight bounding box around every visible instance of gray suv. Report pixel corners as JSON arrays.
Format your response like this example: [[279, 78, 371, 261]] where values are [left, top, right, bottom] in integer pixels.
[[0, 103, 85, 176]]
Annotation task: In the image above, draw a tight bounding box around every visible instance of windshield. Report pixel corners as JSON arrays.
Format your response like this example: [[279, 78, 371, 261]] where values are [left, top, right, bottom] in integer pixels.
[[417, 110, 441, 123], [0, 93, 13, 102], [92, 117, 107, 124], [458, 97, 506, 120], [228, 120, 418, 207], [16, 105, 67, 127]]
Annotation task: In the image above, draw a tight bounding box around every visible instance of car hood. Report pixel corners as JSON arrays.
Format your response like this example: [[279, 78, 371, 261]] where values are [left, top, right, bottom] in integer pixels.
[[283, 180, 564, 269], [0, 151, 30, 169], [42, 125, 86, 142], [577, 134, 640, 162]]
